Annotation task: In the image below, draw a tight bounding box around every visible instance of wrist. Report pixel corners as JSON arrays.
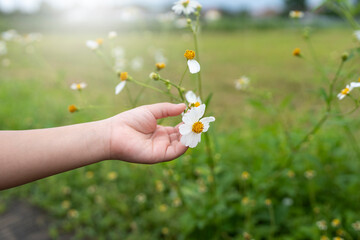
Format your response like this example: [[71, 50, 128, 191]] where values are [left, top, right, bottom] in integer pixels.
[[89, 119, 112, 162]]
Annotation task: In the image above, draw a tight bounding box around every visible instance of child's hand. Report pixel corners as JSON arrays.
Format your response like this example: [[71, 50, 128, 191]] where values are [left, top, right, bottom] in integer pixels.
[[107, 103, 188, 164]]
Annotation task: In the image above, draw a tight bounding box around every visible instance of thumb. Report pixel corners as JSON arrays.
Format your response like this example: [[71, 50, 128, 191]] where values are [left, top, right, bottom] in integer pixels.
[[145, 103, 186, 120]]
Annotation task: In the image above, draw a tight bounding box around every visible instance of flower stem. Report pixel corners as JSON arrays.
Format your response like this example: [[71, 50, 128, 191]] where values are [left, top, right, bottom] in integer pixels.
[[285, 60, 344, 165], [130, 78, 181, 102], [159, 77, 185, 102]]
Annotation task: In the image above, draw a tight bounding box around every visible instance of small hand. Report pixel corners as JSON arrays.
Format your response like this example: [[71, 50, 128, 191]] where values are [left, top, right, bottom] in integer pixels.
[[108, 103, 187, 164]]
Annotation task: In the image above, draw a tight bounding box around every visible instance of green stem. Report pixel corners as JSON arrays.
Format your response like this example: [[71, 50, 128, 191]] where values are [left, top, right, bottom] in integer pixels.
[[125, 84, 135, 108], [130, 78, 181, 101], [179, 66, 188, 87], [159, 77, 185, 102], [286, 60, 345, 164], [268, 205, 276, 240], [204, 132, 216, 193], [133, 78, 151, 107]]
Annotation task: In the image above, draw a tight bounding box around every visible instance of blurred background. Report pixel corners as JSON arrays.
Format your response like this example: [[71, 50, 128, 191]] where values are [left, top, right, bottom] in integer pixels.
[[1, 0, 360, 239]]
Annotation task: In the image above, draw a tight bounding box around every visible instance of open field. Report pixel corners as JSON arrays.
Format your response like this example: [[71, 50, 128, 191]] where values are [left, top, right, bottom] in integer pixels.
[[1, 28, 360, 239]]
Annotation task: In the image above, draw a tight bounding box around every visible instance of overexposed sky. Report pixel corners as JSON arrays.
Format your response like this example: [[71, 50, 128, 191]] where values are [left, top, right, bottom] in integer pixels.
[[0, 0, 324, 13]]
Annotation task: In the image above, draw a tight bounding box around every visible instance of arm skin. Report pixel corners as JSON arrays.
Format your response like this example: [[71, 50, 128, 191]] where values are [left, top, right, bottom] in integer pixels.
[[0, 103, 187, 190]]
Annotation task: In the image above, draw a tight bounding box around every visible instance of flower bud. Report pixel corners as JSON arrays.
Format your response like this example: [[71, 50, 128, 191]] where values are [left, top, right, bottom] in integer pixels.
[[149, 72, 160, 81], [341, 52, 349, 62]]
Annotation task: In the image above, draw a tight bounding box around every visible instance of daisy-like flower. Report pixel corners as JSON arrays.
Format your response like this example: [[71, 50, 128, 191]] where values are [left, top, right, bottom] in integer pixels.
[[184, 49, 200, 74], [235, 76, 250, 90], [352, 221, 360, 231], [115, 72, 129, 95], [86, 40, 99, 50], [172, 0, 200, 15], [185, 90, 202, 108], [156, 62, 166, 71], [1, 29, 19, 41], [289, 10, 304, 19], [304, 170, 316, 179], [241, 171, 250, 180], [70, 82, 87, 91], [108, 31, 117, 39], [131, 57, 143, 71], [316, 220, 328, 231], [337, 82, 360, 100], [331, 218, 341, 228], [179, 104, 215, 148]]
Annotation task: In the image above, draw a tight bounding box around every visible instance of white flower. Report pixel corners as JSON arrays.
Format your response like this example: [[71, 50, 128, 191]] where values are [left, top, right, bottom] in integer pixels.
[[112, 47, 125, 60], [26, 33, 43, 43], [2, 29, 19, 41], [70, 82, 87, 91], [289, 10, 304, 19], [86, 40, 99, 50], [184, 49, 200, 74], [316, 220, 328, 231], [185, 91, 202, 108], [108, 31, 117, 39], [337, 82, 360, 100], [154, 49, 167, 63], [172, 0, 200, 15], [235, 76, 250, 90], [354, 30, 360, 41], [131, 57, 143, 71], [115, 72, 128, 95], [0, 41, 7, 55], [179, 104, 215, 148]]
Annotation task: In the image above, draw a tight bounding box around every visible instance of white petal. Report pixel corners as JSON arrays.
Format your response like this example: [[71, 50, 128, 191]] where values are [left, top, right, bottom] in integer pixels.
[[86, 40, 98, 50], [201, 116, 215, 132], [193, 104, 206, 120], [182, 109, 197, 124], [337, 93, 345, 100], [179, 123, 192, 135], [80, 82, 87, 89], [115, 81, 126, 95], [70, 83, 77, 90], [350, 82, 360, 89], [185, 91, 197, 103], [180, 132, 201, 148], [187, 59, 200, 74], [189, 133, 201, 148]]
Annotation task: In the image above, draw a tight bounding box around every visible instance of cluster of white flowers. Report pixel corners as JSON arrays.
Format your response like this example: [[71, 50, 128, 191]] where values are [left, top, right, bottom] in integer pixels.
[[179, 91, 215, 148], [337, 81, 360, 100]]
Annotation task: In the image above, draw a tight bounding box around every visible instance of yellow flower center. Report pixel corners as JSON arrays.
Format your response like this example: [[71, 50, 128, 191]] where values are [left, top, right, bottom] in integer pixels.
[[76, 84, 82, 90], [293, 48, 301, 56], [194, 102, 200, 107], [156, 63, 166, 70], [68, 105, 78, 113], [358, 77, 360, 82], [182, 0, 190, 7], [120, 72, 128, 81], [184, 50, 195, 60], [192, 121, 204, 134], [96, 38, 103, 45], [341, 87, 350, 95]]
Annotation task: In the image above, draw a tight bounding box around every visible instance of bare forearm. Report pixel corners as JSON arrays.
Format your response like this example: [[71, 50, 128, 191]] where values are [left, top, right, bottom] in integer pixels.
[[0, 120, 110, 190]]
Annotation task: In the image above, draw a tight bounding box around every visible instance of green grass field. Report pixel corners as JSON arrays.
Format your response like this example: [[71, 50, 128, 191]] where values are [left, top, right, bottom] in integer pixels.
[[1, 27, 360, 239]]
